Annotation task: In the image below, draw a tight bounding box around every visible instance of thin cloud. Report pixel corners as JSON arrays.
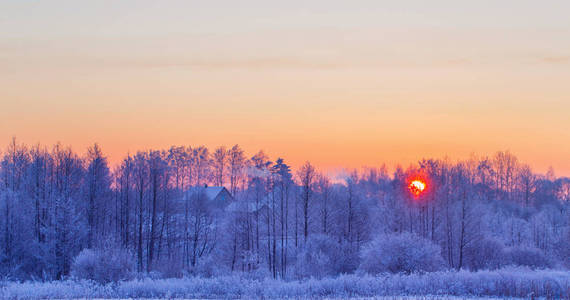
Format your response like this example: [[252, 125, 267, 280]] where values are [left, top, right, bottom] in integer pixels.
[[105, 56, 478, 70], [541, 55, 570, 63], [117, 57, 344, 70]]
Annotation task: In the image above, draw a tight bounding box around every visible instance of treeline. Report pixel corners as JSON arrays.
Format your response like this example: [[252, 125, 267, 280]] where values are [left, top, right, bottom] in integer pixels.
[[0, 138, 568, 281]]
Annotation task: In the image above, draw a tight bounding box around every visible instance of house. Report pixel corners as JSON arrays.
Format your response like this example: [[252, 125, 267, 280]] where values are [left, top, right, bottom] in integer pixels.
[[186, 185, 234, 210], [226, 193, 270, 215]]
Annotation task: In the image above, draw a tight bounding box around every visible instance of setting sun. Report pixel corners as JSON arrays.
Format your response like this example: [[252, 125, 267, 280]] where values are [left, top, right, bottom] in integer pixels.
[[409, 180, 426, 196]]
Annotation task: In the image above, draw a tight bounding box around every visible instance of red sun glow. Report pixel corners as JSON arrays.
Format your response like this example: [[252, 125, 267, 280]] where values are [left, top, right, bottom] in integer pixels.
[[409, 179, 426, 197]]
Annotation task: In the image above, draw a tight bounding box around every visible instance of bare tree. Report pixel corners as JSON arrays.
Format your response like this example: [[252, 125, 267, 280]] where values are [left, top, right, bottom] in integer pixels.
[[228, 145, 246, 196], [133, 152, 148, 272], [212, 146, 228, 187], [192, 146, 210, 187], [345, 170, 359, 244], [517, 164, 537, 207], [147, 150, 167, 271], [297, 161, 315, 243]]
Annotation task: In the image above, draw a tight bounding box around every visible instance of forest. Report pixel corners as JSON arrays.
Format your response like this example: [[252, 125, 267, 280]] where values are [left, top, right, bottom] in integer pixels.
[[0, 138, 569, 297]]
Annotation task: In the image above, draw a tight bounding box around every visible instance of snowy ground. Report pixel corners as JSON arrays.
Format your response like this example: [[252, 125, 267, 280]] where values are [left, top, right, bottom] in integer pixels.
[[1, 268, 568, 299], [83, 296, 525, 300]]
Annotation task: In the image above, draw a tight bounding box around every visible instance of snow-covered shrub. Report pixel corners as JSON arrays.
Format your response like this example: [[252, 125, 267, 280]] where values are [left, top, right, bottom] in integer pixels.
[[238, 266, 272, 280], [464, 237, 506, 270], [154, 257, 184, 278], [71, 249, 97, 279], [191, 254, 231, 278], [336, 240, 361, 274], [359, 232, 445, 274], [71, 247, 135, 283], [555, 229, 570, 268], [505, 246, 552, 269], [294, 234, 344, 278]]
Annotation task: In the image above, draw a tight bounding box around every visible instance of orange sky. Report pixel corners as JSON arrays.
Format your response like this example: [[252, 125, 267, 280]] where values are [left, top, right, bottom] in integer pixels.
[[1, 1, 569, 176]]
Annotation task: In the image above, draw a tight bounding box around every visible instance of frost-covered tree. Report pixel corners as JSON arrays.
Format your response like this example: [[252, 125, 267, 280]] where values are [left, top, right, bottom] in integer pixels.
[[84, 143, 111, 248]]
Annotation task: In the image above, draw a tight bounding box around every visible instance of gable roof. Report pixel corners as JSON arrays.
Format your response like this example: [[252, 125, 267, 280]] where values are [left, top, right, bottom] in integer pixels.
[[185, 186, 233, 210], [187, 186, 226, 201]]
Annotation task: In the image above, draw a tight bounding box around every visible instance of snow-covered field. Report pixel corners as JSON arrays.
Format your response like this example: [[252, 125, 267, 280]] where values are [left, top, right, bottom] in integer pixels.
[[1, 268, 568, 299], [66, 298, 536, 300]]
